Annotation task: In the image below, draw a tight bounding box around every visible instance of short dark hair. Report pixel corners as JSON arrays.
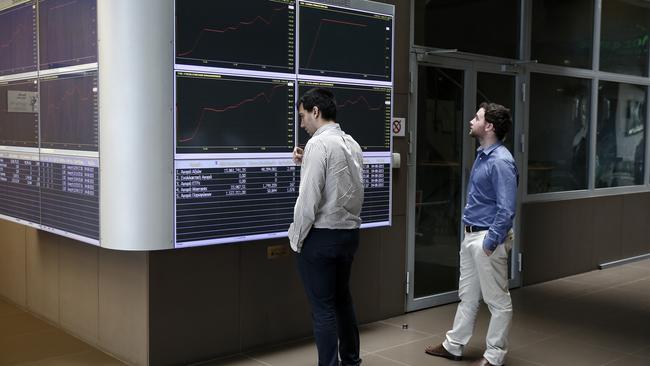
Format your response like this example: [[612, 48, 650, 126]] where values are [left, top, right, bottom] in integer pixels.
[[298, 88, 337, 121], [479, 102, 512, 141]]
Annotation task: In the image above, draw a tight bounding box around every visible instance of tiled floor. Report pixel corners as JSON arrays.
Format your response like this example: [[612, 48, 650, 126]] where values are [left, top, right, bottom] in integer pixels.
[[1, 259, 649, 366]]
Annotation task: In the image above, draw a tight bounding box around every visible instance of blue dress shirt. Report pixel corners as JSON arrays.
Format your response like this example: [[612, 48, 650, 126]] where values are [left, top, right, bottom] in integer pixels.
[[463, 142, 518, 251]]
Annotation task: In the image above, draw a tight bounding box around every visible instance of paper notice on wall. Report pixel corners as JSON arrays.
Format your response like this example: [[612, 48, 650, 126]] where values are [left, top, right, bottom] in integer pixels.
[[7, 90, 38, 113]]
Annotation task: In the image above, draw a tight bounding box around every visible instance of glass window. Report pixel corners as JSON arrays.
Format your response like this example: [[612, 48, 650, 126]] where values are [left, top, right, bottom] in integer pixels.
[[414, 66, 464, 298], [413, 0, 519, 59], [600, 0, 650, 76], [596, 81, 646, 188], [531, 0, 593, 69], [528, 74, 591, 194], [477, 72, 516, 154]]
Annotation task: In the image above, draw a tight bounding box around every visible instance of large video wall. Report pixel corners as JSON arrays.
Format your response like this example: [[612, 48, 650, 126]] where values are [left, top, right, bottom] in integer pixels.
[[173, 0, 394, 248], [0, 0, 393, 249], [0, 0, 99, 245]]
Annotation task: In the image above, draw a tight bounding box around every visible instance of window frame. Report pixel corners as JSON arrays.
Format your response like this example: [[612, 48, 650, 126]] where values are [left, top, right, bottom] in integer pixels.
[[408, 0, 650, 204]]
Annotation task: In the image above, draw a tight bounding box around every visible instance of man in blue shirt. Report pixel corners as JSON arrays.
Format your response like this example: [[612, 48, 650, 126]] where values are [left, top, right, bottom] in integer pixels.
[[425, 102, 518, 366]]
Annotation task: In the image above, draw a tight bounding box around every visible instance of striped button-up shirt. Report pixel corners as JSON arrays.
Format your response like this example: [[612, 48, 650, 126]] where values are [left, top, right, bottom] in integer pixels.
[[288, 123, 364, 252]]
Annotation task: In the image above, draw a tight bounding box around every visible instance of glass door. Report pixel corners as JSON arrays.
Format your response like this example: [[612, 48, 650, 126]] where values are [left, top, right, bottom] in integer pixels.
[[407, 55, 522, 311]]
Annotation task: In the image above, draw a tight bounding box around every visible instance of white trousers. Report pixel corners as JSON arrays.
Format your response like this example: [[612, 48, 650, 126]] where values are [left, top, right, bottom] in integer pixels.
[[443, 230, 513, 366]]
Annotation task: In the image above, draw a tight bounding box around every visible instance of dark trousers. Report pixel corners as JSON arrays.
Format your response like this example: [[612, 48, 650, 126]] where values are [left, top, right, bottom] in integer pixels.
[[297, 228, 361, 366]]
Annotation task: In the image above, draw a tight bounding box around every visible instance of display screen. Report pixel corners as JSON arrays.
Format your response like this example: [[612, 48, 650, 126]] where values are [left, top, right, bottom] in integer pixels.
[[40, 155, 99, 242], [360, 160, 390, 224], [174, 0, 393, 247], [297, 81, 391, 151], [175, 159, 299, 246], [0, 0, 99, 245], [176, 72, 295, 154], [0, 79, 39, 147], [175, 158, 390, 247], [0, 1, 37, 76], [175, 0, 295, 73], [39, 71, 99, 151], [298, 1, 392, 81], [38, 0, 97, 69], [0, 154, 40, 225]]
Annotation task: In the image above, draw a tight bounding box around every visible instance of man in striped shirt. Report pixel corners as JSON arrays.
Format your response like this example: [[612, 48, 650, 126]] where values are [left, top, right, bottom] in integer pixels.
[[288, 88, 365, 366]]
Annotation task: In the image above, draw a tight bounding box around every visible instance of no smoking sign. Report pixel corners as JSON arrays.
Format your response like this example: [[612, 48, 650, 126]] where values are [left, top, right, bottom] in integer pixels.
[[392, 117, 405, 137]]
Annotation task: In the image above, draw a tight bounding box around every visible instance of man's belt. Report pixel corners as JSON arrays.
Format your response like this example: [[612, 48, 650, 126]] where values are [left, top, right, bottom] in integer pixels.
[[465, 225, 489, 233]]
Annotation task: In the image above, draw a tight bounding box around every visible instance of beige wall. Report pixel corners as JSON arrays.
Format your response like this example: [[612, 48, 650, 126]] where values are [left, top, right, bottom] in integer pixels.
[[0, 220, 149, 366]]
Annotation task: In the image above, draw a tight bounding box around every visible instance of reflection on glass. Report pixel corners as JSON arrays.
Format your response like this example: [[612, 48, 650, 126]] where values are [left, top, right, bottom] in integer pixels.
[[596, 82, 646, 188], [414, 67, 463, 298], [528, 74, 591, 194], [413, 0, 518, 59], [477, 72, 516, 154], [600, 0, 650, 76], [532, 0, 593, 69]]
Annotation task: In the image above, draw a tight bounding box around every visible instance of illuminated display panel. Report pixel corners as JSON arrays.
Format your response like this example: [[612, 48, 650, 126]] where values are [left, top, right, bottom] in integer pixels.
[[39, 71, 99, 152], [173, 0, 393, 248], [175, 0, 295, 73], [0, 153, 40, 225], [0, 1, 37, 76], [175, 159, 299, 246], [40, 155, 99, 243], [297, 81, 391, 151], [175, 72, 295, 154], [298, 1, 392, 81], [174, 157, 390, 248], [38, 0, 97, 70], [0, 78, 38, 147]]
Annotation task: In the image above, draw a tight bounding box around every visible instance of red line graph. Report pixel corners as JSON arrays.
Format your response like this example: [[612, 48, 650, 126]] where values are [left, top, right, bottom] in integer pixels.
[[305, 19, 367, 68], [178, 84, 284, 143], [178, 7, 286, 57], [41, 78, 97, 148], [338, 96, 383, 111], [45, 86, 92, 113], [49, 0, 78, 11]]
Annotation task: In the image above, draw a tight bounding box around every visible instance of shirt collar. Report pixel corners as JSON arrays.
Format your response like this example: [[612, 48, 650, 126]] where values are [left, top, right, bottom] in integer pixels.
[[476, 142, 502, 157], [313, 122, 340, 137]]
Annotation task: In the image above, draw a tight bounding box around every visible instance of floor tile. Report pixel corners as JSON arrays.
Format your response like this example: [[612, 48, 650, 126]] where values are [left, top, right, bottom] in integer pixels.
[[245, 339, 318, 366], [563, 266, 648, 289], [511, 278, 601, 306], [602, 355, 650, 366], [466, 323, 550, 353], [0, 328, 93, 365], [359, 322, 432, 353], [632, 345, 650, 359], [509, 336, 626, 366], [0, 299, 23, 318], [562, 320, 650, 354], [15, 349, 127, 366], [355, 354, 408, 366], [0, 313, 55, 339], [198, 354, 267, 366], [376, 335, 483, 366], [381, 304, 457, 336], [628, 259, 650, 270], [613, 278, 650, 300]]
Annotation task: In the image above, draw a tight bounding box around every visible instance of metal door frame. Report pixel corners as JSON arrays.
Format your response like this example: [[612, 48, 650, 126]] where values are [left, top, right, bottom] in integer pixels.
[[406, 51, 524, 312]]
